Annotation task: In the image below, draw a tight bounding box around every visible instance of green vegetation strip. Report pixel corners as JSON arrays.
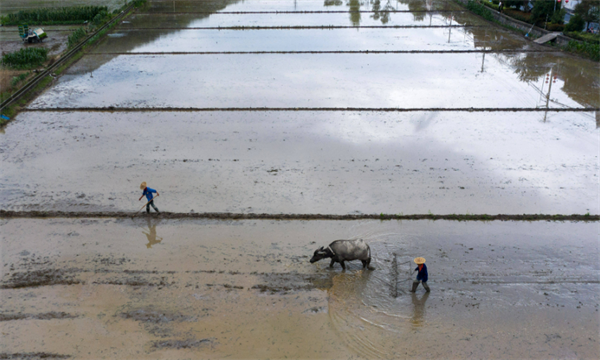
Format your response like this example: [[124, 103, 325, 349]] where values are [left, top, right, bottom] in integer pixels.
[[566, 40, 600, 62], [67, 28, 87, 48], [0, 211, 597, 222], [1, 6, 108, 25], [1, 48, 47, 69]]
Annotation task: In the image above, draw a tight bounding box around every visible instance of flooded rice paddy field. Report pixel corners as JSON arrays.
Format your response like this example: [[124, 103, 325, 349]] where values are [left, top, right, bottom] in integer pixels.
[[1, 110, 597, 214], [1, 219, 598, 359], [28, 51, 600, 109], [91, 27, 534, 53], [143, 0, 460, 13], [121, 11, 477, 28], [2, 0, 600, 358]]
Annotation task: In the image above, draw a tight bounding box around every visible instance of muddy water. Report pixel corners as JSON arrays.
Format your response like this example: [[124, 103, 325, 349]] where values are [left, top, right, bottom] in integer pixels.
[[1, 111, 597, 214], [28, 52, 600, 109], [1, 219, 598, 358]]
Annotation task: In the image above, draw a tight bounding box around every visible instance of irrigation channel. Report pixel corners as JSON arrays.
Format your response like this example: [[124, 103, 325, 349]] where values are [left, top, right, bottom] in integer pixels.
[[1, 0, 599, 359]]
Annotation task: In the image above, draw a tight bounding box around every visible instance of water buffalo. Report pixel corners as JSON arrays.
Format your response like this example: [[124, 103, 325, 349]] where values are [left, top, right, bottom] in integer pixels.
[[310, 239, 375, 270]]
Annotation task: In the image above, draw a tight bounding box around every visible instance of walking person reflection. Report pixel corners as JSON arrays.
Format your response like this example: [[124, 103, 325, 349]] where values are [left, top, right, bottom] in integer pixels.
[[142, 217, 163, 249], [410, 291, 430, 329]]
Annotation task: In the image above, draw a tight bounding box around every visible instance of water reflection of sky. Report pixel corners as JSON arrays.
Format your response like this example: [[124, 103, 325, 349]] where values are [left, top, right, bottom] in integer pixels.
[[123, 12, 468, 28], [30, 51, 597, 109], [95, 27, 528, 53], [144, 0, 452, 13]]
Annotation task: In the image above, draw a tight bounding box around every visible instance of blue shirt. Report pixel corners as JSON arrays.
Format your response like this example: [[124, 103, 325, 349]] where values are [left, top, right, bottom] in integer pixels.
[[415, 264, 428, 282], [142, 187, 157, 201]]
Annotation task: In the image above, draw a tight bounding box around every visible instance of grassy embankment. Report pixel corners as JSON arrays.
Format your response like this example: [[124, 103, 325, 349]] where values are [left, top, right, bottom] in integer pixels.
[[0, 1, 148, 126]]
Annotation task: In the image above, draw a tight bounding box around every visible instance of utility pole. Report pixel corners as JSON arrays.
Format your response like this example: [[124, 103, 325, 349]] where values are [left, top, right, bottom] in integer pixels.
[[543, 68, 554, 123], [481, 52, 486, 72]]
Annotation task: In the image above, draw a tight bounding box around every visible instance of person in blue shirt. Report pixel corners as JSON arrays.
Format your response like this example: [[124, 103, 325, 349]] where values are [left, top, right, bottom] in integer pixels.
[[410, 257, 430, 293], [139, 182, 160, 214]]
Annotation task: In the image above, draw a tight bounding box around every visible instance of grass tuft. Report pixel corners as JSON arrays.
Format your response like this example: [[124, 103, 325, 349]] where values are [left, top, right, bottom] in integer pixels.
[[68, 28, 88, 48], [466, 0, 494, 21]]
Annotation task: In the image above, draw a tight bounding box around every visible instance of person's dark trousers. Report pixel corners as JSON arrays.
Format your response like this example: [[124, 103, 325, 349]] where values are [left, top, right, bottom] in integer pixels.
[[411, 280, 431, 292], [146, 200, 159, 213]]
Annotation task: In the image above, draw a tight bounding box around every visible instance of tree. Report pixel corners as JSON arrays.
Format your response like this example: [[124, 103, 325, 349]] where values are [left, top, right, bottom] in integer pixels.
[[551, 8, 566, 24], [565, 14, 586, 32], [574, 0, 600, 24], [531, 0, 561, 24]]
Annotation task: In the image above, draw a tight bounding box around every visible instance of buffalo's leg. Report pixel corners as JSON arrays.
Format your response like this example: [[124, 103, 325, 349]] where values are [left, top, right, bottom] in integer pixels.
[[361, 260, 368, 268], [340, 261, 346, 270], [329, 259, 336, 268]]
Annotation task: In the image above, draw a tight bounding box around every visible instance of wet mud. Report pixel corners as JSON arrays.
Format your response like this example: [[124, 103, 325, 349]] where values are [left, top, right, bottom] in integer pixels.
[[0, 312, 78, 321], [0, 354, 71, 359], [1, 210, 598, 222], [1, 219, 598, 358]]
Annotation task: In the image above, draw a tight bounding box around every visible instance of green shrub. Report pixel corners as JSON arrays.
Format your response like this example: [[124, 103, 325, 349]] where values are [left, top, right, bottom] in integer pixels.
[[92, 13, 104, 26], [67, 27, 87, 48], [550, 8, 566, 24], [565, 14, 585, 32], [1, 48, 48, 69], [482, 1, 499, 11], [466, 0, 495, 21], [566, 40, 600, 61], [10, 72, 29, 87], [1, 6, 108, 25], [564, 31, 600, 44], [504, 8, 532, 23]]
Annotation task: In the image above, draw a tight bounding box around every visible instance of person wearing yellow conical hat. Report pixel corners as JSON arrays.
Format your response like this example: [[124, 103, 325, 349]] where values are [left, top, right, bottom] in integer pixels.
[[139, 182, 160, 214], [410, 257, 430, 293]]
